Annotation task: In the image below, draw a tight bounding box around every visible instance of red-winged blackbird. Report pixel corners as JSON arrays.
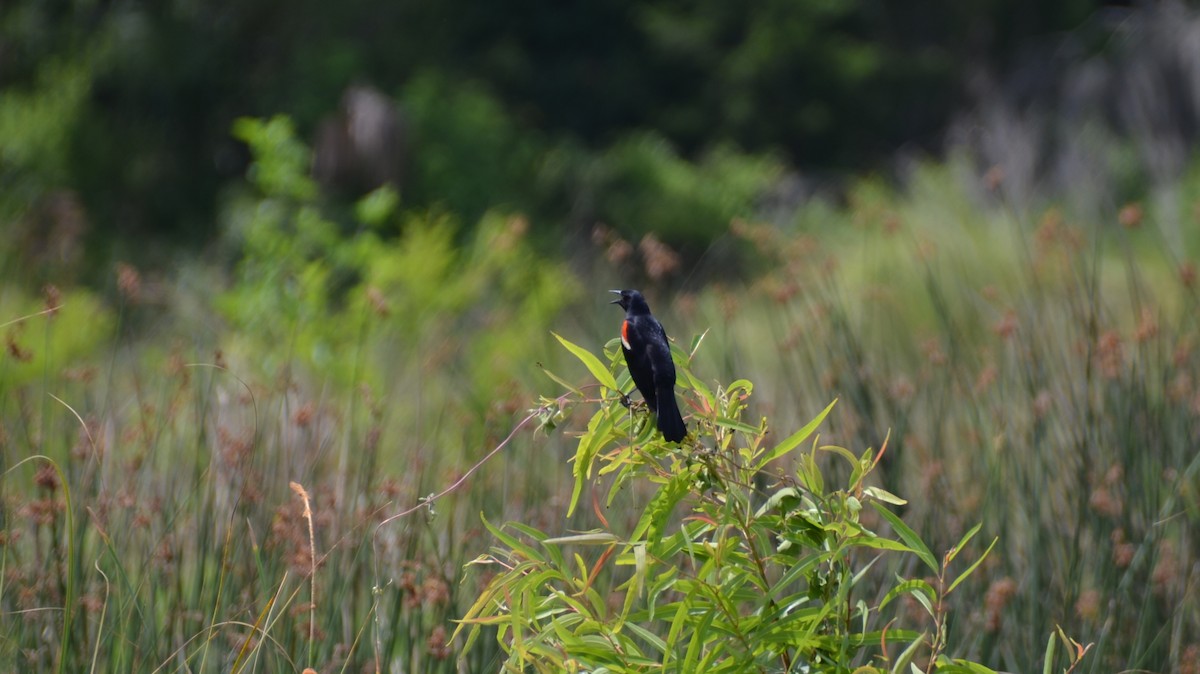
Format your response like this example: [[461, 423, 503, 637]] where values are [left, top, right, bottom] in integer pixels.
[[610, 289, 687, 443]]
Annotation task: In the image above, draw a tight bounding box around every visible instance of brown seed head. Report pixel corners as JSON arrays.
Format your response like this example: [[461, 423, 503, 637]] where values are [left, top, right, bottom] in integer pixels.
[[116, 263, 141, 302], [1118, 202, 1143, 229], [34, 464, 60, 492], [1180, 262, 1196, 289], [5, 332, 32, 363], [984, 577, 1018, 632], [1135, 307, 1158, 343], [427, 624, 452, 660], [639, 233, 681, 280], [42, 285, 62, 317], [1095, 331, 1124, 379]]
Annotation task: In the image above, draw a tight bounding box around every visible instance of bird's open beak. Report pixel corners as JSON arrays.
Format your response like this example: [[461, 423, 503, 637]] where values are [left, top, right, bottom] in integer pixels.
[[609, 289, 623, 304]]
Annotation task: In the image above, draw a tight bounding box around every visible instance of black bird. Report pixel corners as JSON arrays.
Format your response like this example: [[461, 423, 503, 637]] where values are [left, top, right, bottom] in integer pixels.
[[610, 289, 687, 443]]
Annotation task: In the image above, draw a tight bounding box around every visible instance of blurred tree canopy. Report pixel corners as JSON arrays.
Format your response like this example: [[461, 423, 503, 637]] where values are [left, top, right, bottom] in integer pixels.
[[1, 0, 1101, 267]]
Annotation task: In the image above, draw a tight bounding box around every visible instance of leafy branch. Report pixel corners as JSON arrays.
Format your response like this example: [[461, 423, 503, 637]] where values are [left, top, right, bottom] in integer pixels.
[[452, 335, 1078, 672]]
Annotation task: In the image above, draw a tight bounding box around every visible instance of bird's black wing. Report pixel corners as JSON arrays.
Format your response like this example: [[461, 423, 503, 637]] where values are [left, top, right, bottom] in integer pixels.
[[646, 318, 686, 442], [645, 318, 676, 387], [623, 317, 660, 412]]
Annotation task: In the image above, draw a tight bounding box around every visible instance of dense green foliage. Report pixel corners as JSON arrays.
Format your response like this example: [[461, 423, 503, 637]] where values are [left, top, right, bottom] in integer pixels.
[[221, 115, 577, 401], [459, 337, 1061, 672], [1, 0, 1102, 253]]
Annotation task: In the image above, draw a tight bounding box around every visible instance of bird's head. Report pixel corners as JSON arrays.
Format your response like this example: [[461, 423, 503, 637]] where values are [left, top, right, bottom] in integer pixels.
[[609, 289, 649, 314]]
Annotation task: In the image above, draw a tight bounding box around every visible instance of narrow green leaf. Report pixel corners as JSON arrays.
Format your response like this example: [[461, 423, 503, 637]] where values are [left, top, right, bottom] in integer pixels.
[[849, 530, 912, 551], [801, 450, 823, 495], [569, 409, 617, 517], [680, 366, 712, 401], [879, 578, 936, 613], [758, 399, 837, 469], [863, 485, 908, 506], [571, 555, 588, 591], [714, 416, 761, 436], [852, 536, 915, 555], [754, 486, 799, 518], [938, 658, 999, 673], [946, 522, 982, 565], [538, 363, 583, 395], [848, 458, 866, 492], [455, 560, 519, 634], [682, 604, 717, 672], [852, 627, 921, 643], [771, 552, 826, 596], [664, 598, 690, 665], [890, 631, 926, 674], [726, 379, 754, 396], [631, 471, 692, 544], [870, 502, 937, 574], [605, 451, 642, 507], [619, 543, 648, 622], [554, 331, 619, 391], [542, 532, 620, 545], [946, 536, 998, 595], [1042, 629, 1057, 674], [910, 588, 935, 619], [482, 516, 546, 564], [819, 444, 859, 469], [506, 521, 551, 542], [634, 543, 646, 597], [688, 329, 709, 360], [230, 590, 274, 674], [625, 621, 667, 656]]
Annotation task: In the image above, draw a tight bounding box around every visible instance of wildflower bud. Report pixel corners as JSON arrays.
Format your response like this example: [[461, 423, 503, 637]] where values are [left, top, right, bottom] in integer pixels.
[[34, 464, 59, 492]]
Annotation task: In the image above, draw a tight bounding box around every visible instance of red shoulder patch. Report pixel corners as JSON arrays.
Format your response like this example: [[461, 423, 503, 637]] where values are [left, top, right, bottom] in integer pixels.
[[621, 320, 631, 349]]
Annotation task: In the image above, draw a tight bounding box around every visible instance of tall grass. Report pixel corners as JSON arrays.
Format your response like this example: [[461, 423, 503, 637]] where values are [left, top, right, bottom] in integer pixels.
[[4, 130, 1200, 672], [651, 160, 1200, 672], [0, 208, 582, 671], [0, 321, 459, 671]]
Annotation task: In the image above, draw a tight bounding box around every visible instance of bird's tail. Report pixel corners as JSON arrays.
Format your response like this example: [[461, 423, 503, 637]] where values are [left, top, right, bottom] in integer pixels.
[[655, 384, 687, 443]]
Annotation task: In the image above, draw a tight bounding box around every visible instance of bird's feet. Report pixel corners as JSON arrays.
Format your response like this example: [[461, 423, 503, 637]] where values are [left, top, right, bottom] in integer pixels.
[[618, 393, 651, 414]]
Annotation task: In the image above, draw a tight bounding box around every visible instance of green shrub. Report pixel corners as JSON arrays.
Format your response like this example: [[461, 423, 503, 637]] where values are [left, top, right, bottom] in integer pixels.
[[402, 73, 545, 226], [457, 335, 1088, 673], [592, 133, 783, 248], [220, 115, 578, 397]]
